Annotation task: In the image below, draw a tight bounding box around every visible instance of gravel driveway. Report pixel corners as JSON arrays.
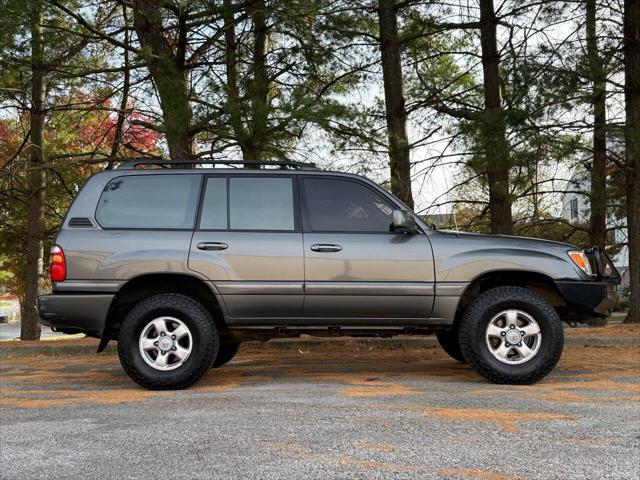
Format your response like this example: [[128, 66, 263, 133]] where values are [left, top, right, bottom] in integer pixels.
[[1, 345, 638, 479]]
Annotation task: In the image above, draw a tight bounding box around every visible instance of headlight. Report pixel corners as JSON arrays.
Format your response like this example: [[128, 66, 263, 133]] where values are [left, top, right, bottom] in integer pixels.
[[568, 250, 592, 275]]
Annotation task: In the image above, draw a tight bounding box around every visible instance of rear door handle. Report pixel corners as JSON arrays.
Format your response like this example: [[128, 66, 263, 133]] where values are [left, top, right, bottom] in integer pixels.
[[197, 242, 228, 251], [310, 244, 342, 253]]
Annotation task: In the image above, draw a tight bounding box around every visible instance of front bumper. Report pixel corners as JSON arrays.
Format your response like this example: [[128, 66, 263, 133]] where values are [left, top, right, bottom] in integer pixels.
[[555, 281, 618, 320], [554, 245, 621, 322], [37, 294, 113, 337]]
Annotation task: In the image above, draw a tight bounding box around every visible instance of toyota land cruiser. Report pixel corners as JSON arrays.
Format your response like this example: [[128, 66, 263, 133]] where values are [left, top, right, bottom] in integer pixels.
[[37, 159, 620, 389]]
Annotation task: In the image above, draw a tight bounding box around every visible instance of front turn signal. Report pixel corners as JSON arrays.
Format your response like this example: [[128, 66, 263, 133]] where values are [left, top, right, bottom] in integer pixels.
[[568, 250, 592, 275]]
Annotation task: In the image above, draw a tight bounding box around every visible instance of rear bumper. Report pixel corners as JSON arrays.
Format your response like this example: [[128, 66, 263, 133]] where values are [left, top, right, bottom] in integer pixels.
[[555, 281, 618, 321], [37, 294, 113, 337]]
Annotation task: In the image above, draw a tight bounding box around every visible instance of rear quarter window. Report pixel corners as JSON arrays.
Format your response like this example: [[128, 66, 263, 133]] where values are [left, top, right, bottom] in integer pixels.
[[96, 175, 201, 229]]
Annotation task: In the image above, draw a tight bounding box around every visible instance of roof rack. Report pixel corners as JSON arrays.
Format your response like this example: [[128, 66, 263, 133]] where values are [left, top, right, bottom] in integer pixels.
[[116, 159, 318, 170]]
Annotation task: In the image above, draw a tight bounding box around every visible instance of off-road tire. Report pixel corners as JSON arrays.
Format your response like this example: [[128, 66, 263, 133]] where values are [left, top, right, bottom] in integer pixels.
[[436, 328, 466, 363], [118, 293, 218, 390], [212, 342, 241, 368], [458, 286, 563, 384]]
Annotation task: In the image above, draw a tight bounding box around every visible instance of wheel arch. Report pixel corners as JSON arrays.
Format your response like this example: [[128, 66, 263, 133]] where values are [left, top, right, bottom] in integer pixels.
[[452, 270, 566, 328], [101, 273, 228, 348]]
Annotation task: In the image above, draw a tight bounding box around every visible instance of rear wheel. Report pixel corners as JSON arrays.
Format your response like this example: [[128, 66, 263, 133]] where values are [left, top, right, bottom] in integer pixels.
[[436, 328, 466, 363], [212, 342, 241, 368], [458, 286, 563, 384], [118, 293, 218, 390]]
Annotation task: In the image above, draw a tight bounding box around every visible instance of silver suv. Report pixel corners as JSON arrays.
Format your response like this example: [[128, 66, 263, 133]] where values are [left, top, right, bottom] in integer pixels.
[[37, 159, 620, 389]]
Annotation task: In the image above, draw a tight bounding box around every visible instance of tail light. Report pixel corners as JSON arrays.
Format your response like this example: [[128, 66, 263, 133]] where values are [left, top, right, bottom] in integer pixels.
[[49, 244, 67, 282]]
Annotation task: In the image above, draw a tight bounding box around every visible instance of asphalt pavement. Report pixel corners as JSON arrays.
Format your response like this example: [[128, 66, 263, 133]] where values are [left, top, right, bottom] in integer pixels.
[[0, 345, 639, 480]]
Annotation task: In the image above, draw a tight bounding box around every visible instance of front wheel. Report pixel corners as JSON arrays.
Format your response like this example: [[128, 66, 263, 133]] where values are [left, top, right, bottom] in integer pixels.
[[118, 293, 218, 390], [458, 286, 563, 384]]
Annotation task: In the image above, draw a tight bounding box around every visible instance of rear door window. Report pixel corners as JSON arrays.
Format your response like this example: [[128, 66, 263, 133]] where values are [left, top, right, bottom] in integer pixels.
[[229, 177, 295, 231], [96, 174, 201, 229], [198, 176, 296, 231]]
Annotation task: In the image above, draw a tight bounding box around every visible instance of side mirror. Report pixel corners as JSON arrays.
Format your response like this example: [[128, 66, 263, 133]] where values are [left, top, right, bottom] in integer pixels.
[[392, 210, 418, 233]]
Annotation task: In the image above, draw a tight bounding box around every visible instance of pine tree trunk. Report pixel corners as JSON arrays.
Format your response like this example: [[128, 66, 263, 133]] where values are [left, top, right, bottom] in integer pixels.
[[586, 0, 608, 249], [479, 0, 512, 235], [107, 4, 130, 170], [133, 0, 195, 160], [378, 0, 414, 209], [223, 0, 249, 159], [245, 0, 268, 167], [624, 0, 640, 323], [21, 0, 46, 341]]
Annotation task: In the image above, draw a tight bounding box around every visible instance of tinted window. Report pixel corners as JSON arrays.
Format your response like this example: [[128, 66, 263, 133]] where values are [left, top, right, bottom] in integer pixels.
[[200, 177, 228, 229], [96, 175, 200, 229], [229, 177, 294, 230], [303, 178, 394, 232]]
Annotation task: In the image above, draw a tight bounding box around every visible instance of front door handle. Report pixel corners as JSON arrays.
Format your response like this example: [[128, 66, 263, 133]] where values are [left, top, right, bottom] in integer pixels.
[[310, 244, 342, 253], [197, 242, 228, 251]]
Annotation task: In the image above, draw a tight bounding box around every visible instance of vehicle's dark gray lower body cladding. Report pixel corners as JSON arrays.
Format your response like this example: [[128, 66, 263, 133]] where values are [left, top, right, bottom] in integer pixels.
[[35, 279, 615, 341], [555, 280, 617, 320], [37, 294, 112, 337]]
